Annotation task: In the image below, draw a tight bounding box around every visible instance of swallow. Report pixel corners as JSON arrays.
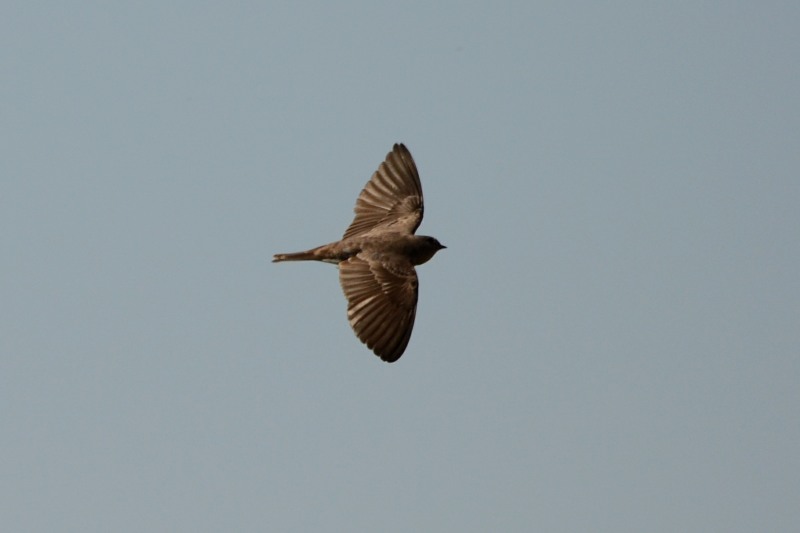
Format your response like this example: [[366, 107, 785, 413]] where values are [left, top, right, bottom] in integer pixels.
[[273, 143, 445, 362]]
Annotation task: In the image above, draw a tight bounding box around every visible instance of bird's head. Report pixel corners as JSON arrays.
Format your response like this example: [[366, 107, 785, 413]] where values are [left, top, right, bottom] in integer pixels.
[[411, 236, 446, 265]]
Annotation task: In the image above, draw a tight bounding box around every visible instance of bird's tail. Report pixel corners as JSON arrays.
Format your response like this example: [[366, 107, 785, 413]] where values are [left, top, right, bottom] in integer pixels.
[[273, 242, 346, 264], [272, 250, 319, 262]]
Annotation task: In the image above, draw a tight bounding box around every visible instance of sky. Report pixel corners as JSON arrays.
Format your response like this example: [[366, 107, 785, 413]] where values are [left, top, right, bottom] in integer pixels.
[[2, 2, 799, 532]]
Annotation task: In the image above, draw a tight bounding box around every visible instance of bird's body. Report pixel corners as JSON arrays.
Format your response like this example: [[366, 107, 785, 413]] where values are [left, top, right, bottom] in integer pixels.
[[273, 233, 443, 266], [273, 144, 444, 362]]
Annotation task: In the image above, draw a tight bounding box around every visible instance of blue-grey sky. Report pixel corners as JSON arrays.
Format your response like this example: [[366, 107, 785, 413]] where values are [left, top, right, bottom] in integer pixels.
[[2, 2, 798, 532]]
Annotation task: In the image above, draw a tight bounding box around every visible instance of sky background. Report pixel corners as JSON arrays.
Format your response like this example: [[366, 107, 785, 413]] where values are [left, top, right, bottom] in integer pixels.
[[2, 2, 799, 532]]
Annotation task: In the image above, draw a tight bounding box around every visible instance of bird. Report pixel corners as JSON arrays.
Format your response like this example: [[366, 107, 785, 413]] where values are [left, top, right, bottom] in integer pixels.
[[273, 143, 445, 362]]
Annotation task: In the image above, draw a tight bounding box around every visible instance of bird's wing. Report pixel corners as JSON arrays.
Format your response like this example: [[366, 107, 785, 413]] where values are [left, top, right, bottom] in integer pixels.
[[339, 254, 418, 362], [342, 143, 424, 239]]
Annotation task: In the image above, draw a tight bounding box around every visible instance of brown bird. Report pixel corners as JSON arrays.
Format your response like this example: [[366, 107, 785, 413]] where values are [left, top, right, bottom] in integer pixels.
[[273, 143, 445, 362]]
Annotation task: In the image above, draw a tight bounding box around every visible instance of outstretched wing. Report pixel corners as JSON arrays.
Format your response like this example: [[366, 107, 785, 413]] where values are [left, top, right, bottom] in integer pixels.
[[339, 255, 419, 362], [342, 144, 424, 239]]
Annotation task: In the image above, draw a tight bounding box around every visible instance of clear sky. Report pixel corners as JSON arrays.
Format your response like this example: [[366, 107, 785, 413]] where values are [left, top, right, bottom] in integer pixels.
[[2, 2, 798, 532]]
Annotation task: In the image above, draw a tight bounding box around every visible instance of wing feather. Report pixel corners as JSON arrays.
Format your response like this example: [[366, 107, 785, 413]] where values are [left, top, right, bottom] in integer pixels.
[[339, 255, 419, 362], [343, 144, 424, 239]]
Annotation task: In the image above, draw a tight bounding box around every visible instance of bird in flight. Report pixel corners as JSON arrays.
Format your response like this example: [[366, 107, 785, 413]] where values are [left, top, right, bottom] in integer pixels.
[[273, 143, 445, 362]]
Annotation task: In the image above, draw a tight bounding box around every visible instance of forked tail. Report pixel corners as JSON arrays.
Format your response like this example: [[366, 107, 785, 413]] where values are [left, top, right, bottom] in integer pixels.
[[272, 250, 318, 262]]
